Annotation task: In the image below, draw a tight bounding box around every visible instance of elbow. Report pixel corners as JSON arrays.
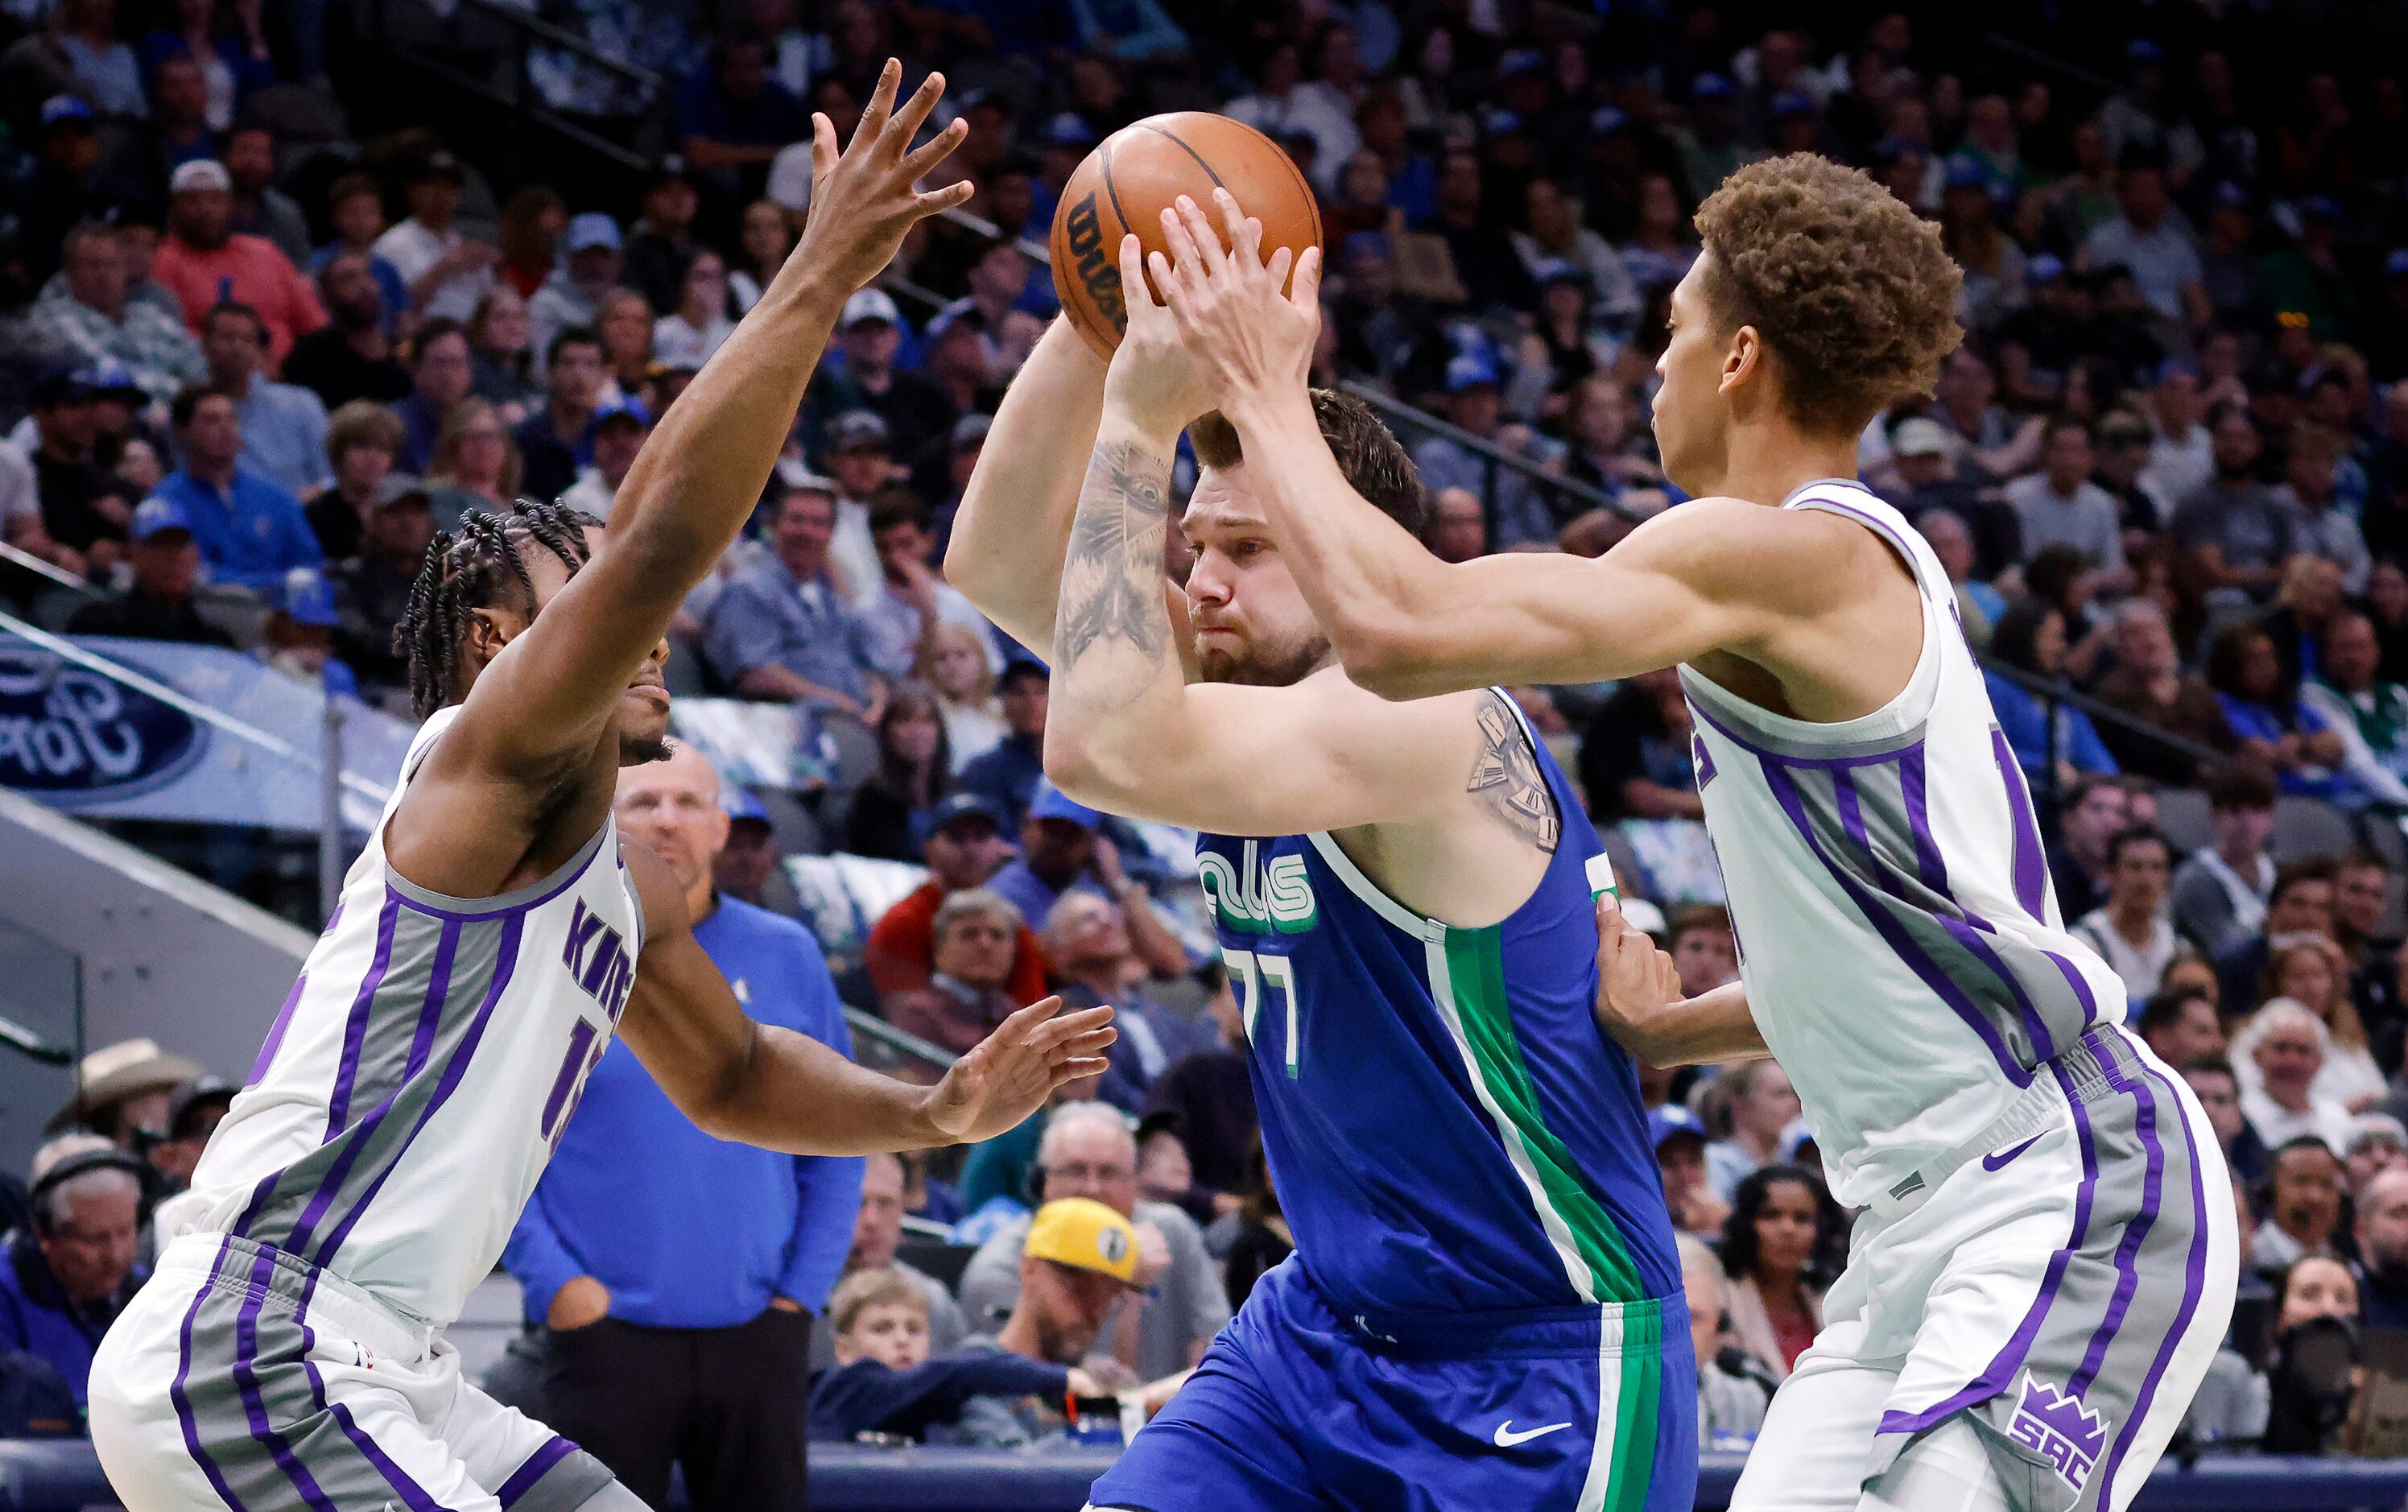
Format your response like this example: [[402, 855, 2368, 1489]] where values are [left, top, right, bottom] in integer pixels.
[[1043, 721, 1145, 814], [1328, 612, 1451, 701]]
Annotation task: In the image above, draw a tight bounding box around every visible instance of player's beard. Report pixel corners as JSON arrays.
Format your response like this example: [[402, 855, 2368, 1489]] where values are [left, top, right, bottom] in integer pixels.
[[619, 730, 673, 765], [1197, 629, 1332, 688]]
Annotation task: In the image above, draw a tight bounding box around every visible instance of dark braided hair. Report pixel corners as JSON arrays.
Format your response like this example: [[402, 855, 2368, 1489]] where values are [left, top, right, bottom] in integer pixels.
[[396, 499, 601, 719]]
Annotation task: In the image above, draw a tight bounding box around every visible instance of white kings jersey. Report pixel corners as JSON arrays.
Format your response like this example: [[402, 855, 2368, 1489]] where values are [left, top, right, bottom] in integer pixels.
[[1682, 481, 2128, 1210], [180, 705, 646, 1328]]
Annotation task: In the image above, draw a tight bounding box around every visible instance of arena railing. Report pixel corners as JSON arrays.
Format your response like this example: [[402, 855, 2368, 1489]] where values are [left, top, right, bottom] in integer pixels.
[[843, 1006, 957, 1081]]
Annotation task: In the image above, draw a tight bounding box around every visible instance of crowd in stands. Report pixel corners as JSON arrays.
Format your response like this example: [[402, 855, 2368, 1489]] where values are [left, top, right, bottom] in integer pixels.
[[11, 0, 2408, 1480]]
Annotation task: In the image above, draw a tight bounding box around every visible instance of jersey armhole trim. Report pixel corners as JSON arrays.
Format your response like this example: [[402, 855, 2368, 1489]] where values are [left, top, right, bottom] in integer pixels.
[[1302, 831, 1441, 940], [386, 820, 613, 920]]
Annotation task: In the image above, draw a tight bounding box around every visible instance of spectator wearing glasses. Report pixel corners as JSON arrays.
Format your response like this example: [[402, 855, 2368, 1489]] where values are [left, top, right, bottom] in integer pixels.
[[957, 1102, 1229, 1382], [0, 1138, 147, 1407]]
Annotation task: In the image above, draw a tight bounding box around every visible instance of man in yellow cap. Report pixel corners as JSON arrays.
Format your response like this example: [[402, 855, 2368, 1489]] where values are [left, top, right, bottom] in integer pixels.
[[950, 1197, 1187, 1447]]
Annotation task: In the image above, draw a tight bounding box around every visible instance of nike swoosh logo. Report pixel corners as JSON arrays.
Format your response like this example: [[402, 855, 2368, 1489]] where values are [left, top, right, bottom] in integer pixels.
[[1982, 1134, 2044, 1171], [1493, 1420, 1573, 1448]]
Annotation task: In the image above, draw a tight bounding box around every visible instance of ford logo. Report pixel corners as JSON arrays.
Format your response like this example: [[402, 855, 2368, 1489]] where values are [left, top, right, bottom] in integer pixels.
[[0, 647, 205, 804]]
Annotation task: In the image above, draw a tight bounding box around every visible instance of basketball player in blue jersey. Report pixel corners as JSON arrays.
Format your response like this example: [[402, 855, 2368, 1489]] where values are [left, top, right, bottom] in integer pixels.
[[1156, 158, 2237, 1512], [85, 65, 1114, 1512], [945, 259, 1692, 1508]]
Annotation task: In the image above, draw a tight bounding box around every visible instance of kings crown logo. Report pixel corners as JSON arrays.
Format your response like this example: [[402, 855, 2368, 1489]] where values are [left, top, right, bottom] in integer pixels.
[[1199, 840, 1316, 935], [2006, 1371, 2110, 1493]]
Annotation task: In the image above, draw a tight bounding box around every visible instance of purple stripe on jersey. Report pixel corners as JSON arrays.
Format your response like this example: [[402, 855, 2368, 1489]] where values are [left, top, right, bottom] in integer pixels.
[[325, 894, 403, 1138], [229, 1244, 341, 1512], [328, 1399, 452, 1512], [1762, 761, 2031, 1085], [2070, 1041, 2167, 1397], [2096, 1058, 2212, 1502], [1898, 746, 1951, 894], [1879, 1055, 2104, 1435], [310, 915, 524, 1272], [498, 1437, 578, 1506], [250, 973, 308, 1086], [1687, 696, 1926, 770], [169, 1240, 253, 1511], [1991, 729, 2050, 920], [284, 920, 461, 1260]]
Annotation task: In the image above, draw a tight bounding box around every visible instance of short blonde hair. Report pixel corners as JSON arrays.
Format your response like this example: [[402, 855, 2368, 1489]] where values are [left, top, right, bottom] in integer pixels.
[[829, 1266, 928, 1336]]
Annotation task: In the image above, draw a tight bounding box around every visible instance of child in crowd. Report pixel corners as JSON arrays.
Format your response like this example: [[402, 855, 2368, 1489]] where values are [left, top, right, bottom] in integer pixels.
[[807, 1267, 1080, 1445]]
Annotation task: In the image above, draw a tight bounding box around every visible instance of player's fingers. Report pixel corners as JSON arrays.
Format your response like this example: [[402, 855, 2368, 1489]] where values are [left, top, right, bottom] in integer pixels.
[[1209, 189, 1259, 269], [886, 68, 948, 148], [1147, 250, 1189, 317], [901, 117, 969, 181], [1120, 234, 1159, 312], [1051, 1029, 1120, 1060], [1292, 244, 1324, 308], [851, 57, 902, 151], [1156, 206, 1208, 295], [995, 994, 1064, 1035], [1265, 246, 1294, 292], [1028, 1005, 1117, 1050], [914, 179, 977, 217], [1175, 196, 1230, 274], [1049, 1058, 1113, 1084], [810, 113, 837, 182]]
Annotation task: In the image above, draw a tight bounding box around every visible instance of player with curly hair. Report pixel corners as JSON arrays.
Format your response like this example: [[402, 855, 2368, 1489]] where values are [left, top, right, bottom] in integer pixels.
[[1158, 154, 2235, 1512]]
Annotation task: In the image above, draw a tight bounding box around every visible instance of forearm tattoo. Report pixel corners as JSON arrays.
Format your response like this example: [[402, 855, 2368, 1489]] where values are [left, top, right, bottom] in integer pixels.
[[1468, 693, 1562, 853], [1056, 438, 1174, 700]]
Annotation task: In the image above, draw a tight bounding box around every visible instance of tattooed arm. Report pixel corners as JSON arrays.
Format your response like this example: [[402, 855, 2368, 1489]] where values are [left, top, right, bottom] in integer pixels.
[[1044, 234, 1563, 878]]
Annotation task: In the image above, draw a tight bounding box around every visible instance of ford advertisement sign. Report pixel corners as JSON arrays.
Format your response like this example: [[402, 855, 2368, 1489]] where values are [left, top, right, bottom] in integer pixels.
[[0, 645, 205, 804]]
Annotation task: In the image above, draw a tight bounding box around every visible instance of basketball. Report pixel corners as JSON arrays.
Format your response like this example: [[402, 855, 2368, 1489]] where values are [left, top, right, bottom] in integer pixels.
[[1048, 112, 1324, 358]]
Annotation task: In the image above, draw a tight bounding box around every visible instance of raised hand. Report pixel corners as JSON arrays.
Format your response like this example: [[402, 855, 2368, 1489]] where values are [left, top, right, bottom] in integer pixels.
[[1101, 229, 1225, 440], [791, 60, 977, 296], [925, 997, 1116, 1144], [1150, 188, 1322, 408]]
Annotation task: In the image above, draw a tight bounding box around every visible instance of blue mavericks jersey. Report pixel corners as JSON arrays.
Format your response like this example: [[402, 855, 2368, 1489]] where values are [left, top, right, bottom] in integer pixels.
[[1196, 703, 1680, 1326]]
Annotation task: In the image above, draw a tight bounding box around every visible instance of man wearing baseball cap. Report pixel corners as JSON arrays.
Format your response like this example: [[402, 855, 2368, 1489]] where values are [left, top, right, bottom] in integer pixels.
[[560, 395, 653, 519], [529, 217, 625, 371], [64, 496, 234, 647], [867, 792, 1053, 1003], [152, 158, 327, 370], [834, 289, 957, 463], [985, 782, 1191, 982]]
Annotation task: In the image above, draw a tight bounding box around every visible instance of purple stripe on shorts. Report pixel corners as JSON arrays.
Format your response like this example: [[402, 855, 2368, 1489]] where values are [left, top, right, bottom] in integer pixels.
[[325, 894, 403, 1138], [169, 1241, 253, 1511], [250, 973, 308, 1086], [1762, 761, 2031, 1086], [328, 1399, 452, 1512], [1878, 1056, 2104, 1435], [285, 919, 461, 1262], [498, 1437, 579, 1506], [2096, 1058, 2212, 1502], [229, 1245, 341, 1512], [2069, 1043, 2167, 1397], [311, 915, 525, 1271], [1990, 729, 2050, 920]]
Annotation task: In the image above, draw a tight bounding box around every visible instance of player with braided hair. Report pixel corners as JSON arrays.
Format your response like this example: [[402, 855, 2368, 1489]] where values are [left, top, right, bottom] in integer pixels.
[[89, 63, 1113, 1512], [395, 500, 599, 721]]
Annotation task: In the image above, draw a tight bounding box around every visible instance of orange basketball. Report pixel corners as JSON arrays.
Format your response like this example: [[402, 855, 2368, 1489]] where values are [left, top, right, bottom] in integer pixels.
[[1048, 112, 1324, 358]]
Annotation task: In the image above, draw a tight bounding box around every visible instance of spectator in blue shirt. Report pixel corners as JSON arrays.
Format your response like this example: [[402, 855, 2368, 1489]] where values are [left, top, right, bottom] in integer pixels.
[[702, 480, 885, 720], [674, 31, 812, 205], [512, 327, 604, 504], [389, 318, 474, 473], [505, 745, 862, 1512], [156, 382, 322, 590], [956, 659, 1048, 827], [987, 783, 1192, 981], [199, 300, 328, 495], [1985, 597, 2120, 787], [2207, 621, 2350, 800], [0, 1138, 147, 1407]]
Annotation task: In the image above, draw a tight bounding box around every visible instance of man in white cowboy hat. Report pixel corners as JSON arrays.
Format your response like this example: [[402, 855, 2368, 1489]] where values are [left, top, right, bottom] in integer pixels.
[[47, 1039, 207, 1146]]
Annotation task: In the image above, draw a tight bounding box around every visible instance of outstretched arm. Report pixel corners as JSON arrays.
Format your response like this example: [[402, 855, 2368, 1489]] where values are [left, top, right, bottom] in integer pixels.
[[1150, 192, 1825, 698], [617, 845, 1113, 1153], [443, 64, 973, 781]]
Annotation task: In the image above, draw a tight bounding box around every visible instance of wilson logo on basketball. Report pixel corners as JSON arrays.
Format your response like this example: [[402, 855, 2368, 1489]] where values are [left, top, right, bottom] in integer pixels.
[[1061, 192, 1125, 334]]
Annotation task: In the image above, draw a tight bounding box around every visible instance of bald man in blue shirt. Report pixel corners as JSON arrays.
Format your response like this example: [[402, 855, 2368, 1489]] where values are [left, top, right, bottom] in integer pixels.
[[505, 745, 863, 1510]]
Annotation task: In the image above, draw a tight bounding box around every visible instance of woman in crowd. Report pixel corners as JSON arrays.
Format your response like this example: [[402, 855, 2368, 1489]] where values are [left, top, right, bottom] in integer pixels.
[[595, 287, 655, 403], [2232, 941, 2388, 1112], [494, 185, 566, 300], [465, 286, 540, 416], [2260, 1254, 2363, 1454], [2021, 543, 2115, 684], [2208, 622, 2348, 799], [1323, 152, 1400, 246], [305, 400, 403, 560], [1702, 1060, 1801, 1203], [423, 397, 521, 531], [1718, 1164, 1838, 1382], [916, 622, 1006, 770], [1985, 598, 2121, 787], [729, 200, 799, 314], [654, 250, 737, 372], [843, 684, 954, 862]]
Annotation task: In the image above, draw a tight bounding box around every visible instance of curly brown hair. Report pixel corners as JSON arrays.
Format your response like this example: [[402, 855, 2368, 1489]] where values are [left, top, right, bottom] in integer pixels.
[[1693, 154, 1964, 436]]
